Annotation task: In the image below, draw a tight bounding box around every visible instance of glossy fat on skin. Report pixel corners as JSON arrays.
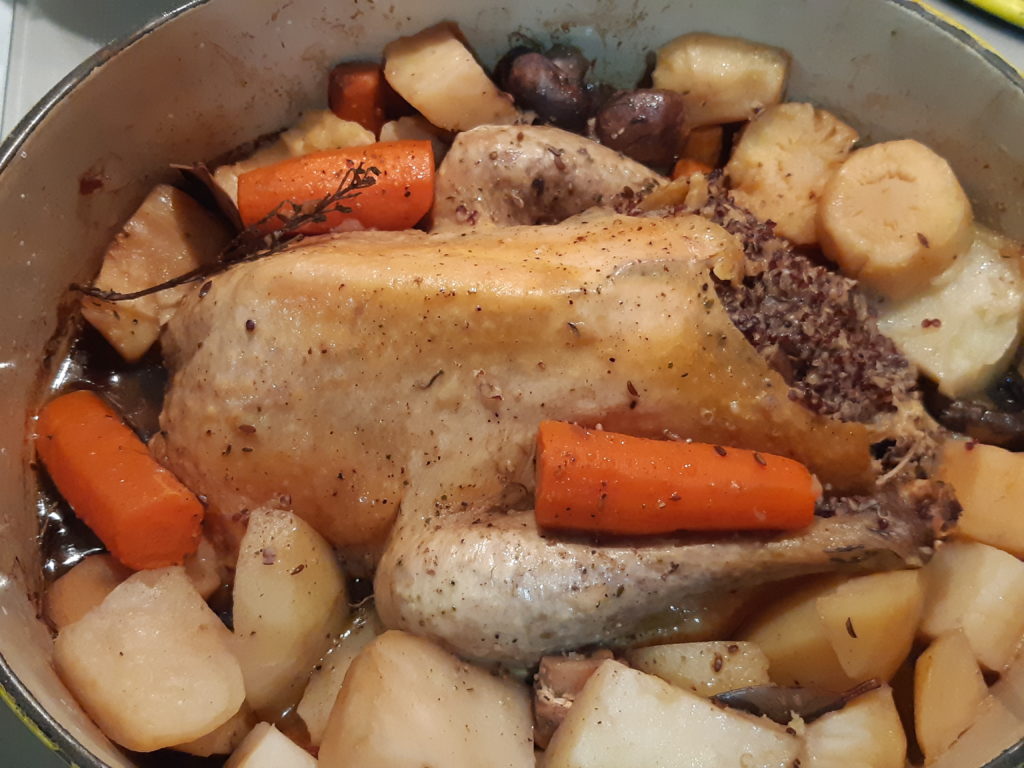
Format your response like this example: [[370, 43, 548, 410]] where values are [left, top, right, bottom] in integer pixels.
[[375, 486, 939, 666], [431, 124, 665, 229], [157, 212, 879, 568]]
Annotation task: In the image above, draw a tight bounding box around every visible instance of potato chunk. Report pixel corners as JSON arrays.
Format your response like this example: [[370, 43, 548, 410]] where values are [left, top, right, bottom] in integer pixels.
[[624, 641, 769, 696], [876, 225, 1024, 397], [44, 554, 131, 630], [80, 185, 230, 361], [915, 629, 988, 762], [938, 440, 1024, 558], [384, 23, 519, 131], [318, 630, 533, 768], [174, 705, 256, 757], [652, 33, 789, 127], [232, 507, 349, 715], [800, 686, 906, 768], [53, 567, 244, 752], [920, 540, 1024, 671], [296, 605, 382, 747], [815, 570, 922, 682], [726, 103, 858, 245], [543, 660, 800, 768], [225, 722, 316, 768]]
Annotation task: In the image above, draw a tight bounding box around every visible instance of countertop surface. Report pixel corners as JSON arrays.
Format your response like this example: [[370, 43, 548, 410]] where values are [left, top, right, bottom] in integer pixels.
[[0, 1, 1021, 766]]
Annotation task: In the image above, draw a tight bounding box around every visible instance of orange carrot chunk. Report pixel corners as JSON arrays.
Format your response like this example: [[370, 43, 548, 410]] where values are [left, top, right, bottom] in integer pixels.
[[535, 421, 819, 535], [36, 390, 203, 570], [236, 140, 434, 235], [328, 61, 388, 136], [671, 157, 714, 181]]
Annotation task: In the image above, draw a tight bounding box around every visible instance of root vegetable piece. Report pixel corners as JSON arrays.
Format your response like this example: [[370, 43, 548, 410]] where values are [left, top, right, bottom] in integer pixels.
[[938, 439, 1024, 557], [44, 554, 131, 630], [318, 630, 533, 768], [876, 225, 1024, 398], [915, 629, 988, 762], [297, 605, 383, 747], [542, 660, 800, 768], [652, 33, 789, 127], [740, 577, 856, 691], [379, 115, 448, 163], [920, 540, 1024, 671], [815, 570, 922, 682], [818, 139, 973, 299], [383, 22, 519, 131], [236, 141, 434, 235], [53, 567, 244, 752], [80, 184, 230, 361], [36, 390, 204, 570], [232, 507, 349, 715], [929, 694, 1024, 768], [174, 705, 256, 757], [680, 124, 724, 168], [328, 62, 388, 135], [624, 641, 770, 696], [183, 534, 227, 599], [671, 157, 714, 180], [279, 110, 376, 157], [225, 723, 316, 768], [726, 103, 859, 245], [800, 686, 906, 768]]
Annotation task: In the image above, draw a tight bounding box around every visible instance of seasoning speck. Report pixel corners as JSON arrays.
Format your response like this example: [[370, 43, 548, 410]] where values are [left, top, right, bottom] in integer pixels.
[[714, 445, 727, 457], [245, 319, 256, 332], [845, 616, 857, 638], [753, 452, 767, 466], [198, 281, 212, 298], [261, 547, 276, 565]]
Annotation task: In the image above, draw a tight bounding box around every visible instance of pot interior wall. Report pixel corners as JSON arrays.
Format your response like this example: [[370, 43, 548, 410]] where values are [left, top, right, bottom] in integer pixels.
[[0, 0, 1019, 764]]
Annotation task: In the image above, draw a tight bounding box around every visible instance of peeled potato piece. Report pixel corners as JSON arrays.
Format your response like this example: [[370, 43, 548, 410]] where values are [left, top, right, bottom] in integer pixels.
[[225, 723, 316, 768], [318, 630, 533, 768], [232, 507, 349, 715], [726, 103, 858, 245], [53, 567, 244, 752], [543, 660, 800, 768], [915, 629, 988, 763], [384, 22, 519, 131], [920, 540, 1024, 671], [800, 686, 906, 768], [653, 33, 789, 128], [818, 139, 973, 299], [44, 554, 130, 631], [624, 641, 770, 696], [175, 705, 256, 757]]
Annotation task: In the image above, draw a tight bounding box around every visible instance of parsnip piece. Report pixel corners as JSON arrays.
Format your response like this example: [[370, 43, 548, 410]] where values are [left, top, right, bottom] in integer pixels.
[[53, 567, 244, 752], [741, 577, 856, 690], [815, 570, 922, 682], [183, 534, 226, 600], [44, 554, 131, 630], [915, 629, 988, 762], [818, 139, 974, 299], [543, 660, 800, 768], [938, 440, 1024, 557], [318, 630, 533, 768], [652, 33, 789, 127], [624, 641, 769, 696], [929, 695, 1024, 768], [80, 185, 230, 361], [726, 103, 858, 245], [379, 115, 448, 163], [876, 226, 1024, 397], [383, 22, 519, 131], [297, 605, 383, 747], [225, 722, 316, 768], [920, 540, 1024, 671], [232, 507, 348, 715], [175, 705, 256, 757], [800, 686, 906, 768]]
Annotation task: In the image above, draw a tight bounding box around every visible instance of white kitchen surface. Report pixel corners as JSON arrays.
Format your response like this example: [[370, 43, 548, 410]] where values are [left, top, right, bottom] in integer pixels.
[[0, 0, 1020, 139]]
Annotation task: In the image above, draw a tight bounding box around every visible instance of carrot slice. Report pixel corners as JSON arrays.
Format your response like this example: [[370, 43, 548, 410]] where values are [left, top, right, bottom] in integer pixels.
[[236, 140, 435, 235], [328, 61, 388, 136], [36, 390, 203, 570], [671, 157, 714, 180], [535, 421, 818, 535]]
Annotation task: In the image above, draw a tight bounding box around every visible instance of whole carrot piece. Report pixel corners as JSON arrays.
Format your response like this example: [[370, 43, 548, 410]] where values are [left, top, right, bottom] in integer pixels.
[[236, 140, 434, 235], [535, 421, 819, 535], [36, 390, 203, 570], [328, 61, 388, 135]]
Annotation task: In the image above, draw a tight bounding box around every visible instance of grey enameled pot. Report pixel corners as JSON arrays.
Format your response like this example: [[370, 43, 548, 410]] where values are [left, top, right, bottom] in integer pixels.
[[0, 1, 1020, 765]]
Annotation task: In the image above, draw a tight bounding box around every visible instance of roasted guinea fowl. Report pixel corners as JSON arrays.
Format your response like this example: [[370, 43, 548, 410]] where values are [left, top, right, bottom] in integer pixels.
[[154, 141, 955, 664]]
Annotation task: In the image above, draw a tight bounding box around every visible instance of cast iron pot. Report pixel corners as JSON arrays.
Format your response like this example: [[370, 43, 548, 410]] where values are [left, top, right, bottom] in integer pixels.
[[0, 0, 1021, 765]]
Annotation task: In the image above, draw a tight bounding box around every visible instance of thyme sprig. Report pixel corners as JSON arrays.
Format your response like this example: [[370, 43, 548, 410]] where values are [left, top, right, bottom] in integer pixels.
[[73, 163, 381, 302]]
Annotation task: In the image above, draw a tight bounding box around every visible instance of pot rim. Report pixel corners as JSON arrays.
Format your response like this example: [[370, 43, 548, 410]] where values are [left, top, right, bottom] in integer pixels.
[[0, 0, 1021, 766]]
